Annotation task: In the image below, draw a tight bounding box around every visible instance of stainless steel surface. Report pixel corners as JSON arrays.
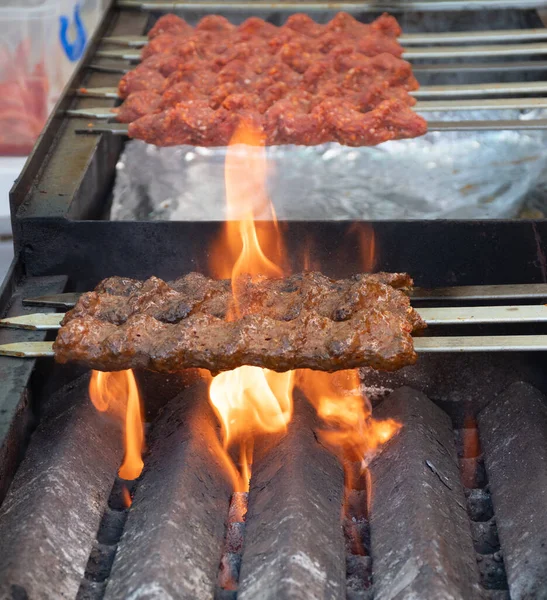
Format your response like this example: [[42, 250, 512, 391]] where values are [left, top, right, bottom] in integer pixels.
[[414, 335, 547, 352]]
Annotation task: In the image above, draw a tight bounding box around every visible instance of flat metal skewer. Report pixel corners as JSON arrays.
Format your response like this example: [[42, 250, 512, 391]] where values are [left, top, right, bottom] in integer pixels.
[[72, 119, 547, 135], [3, 304, 547, 331], [65, 98, 547, 121], [21, 283, 547, 310], [2, 335, 547, 359], [76, 81, 547, 100], [95, 42, 547, 62], [102, 29, 547, 47], [0, 342, 55, 358], [0, 313, 64, 330], [414, 335, 547, 352]]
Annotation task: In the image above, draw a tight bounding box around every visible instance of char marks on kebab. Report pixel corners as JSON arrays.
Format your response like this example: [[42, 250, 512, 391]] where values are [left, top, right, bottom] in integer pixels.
[[53, 272, 426, 373], [116, 12, 427, 147]]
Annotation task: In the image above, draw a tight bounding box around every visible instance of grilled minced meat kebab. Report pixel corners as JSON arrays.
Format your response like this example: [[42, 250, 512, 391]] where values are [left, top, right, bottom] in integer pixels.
[[53, 272, 426, 373]]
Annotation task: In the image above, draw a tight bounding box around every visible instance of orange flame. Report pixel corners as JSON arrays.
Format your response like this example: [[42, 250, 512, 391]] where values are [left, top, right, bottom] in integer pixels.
[[297, 369, 400, 479], [208, 121, 294, 491], [207, 120, 395, 500], [89, 370, 145, 480]]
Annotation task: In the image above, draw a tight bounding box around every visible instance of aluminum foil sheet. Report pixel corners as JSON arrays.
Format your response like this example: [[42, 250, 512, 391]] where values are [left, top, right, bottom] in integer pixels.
[[110, 109, 547, 221]]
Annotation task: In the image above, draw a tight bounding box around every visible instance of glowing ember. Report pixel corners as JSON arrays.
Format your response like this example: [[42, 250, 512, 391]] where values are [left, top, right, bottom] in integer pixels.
[[89, 370, 145, 480]]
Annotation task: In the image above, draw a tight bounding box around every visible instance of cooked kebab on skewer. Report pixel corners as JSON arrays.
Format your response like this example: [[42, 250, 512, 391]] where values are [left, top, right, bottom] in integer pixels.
[[116, 12, 427, 147], [53, 272, 426, 373]]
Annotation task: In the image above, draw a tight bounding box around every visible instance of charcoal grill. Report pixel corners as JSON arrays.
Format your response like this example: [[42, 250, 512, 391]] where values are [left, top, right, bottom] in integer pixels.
[[2, 0, 547, 598]]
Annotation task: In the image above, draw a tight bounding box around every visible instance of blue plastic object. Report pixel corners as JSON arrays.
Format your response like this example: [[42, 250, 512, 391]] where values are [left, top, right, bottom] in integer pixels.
[[59, 3, 87, 62]]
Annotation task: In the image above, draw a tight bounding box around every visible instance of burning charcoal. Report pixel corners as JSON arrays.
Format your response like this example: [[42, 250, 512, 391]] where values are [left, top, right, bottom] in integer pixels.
[[218, 553, 242, 591], [454, 427, 481, 459], [478, 382, 547, 600], [76, 579, 107, 600], [228, 491, 248, 523], [346, 555, 372, 591], [108, 477, 137, 510], [476, 554, 509, 590], [214, 591, 238, 600], [470, 519, 501, 555], [466, 488, 494, 522], [104, 383, 233, 599], [346, 489, 368, 520], [483, 592, 511, 600], [85, 542, 117, 582], [369, 387, 482, 599], [96, 507, 128, 546], [238, 396, 345, 600], [0, 376, 123, 599], [459, 455, 487, 489], [225, 522, 246, 554], [343, 518, 371, 556]]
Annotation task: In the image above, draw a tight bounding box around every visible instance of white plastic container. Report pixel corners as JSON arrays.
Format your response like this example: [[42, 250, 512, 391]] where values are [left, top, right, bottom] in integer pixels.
[[0, 0, 102, 156]]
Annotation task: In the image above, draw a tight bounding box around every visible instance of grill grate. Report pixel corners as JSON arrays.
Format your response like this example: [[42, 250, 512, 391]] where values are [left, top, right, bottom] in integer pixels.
[[0, 370, 545, 599]]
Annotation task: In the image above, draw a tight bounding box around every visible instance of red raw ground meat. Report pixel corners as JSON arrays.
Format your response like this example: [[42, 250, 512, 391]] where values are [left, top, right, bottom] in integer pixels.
[[115, 12, 427, 147]]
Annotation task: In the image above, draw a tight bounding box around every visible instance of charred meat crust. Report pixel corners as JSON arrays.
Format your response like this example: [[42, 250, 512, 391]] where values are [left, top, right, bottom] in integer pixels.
[[54, 272, 425, 374]]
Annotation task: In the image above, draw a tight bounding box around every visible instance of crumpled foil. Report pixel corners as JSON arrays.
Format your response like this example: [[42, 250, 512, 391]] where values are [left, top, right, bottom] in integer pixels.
[[110, 109, 547, 221]]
